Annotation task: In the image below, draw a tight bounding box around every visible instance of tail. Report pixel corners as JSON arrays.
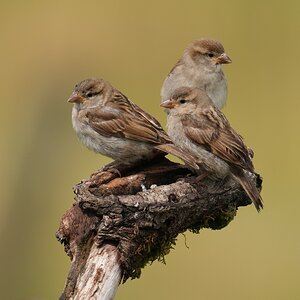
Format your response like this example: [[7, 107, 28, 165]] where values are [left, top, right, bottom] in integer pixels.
[[155, 144, 199, 170], [231, 168, 263, 212]]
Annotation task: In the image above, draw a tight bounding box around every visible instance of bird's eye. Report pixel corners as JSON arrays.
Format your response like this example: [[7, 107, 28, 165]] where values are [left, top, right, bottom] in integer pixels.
[[179, 99, 186, 104], [86, 92, 94, 98], [207, 53, 214, 58]]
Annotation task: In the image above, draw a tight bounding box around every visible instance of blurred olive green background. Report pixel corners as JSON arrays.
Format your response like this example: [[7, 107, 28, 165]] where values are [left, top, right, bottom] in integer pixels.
[[1, 1, 299, 299]]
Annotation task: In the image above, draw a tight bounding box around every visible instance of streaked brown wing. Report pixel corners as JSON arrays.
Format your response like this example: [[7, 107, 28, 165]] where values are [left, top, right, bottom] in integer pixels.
[[85, 109, 126, 138], [115, 92, 164, 131], [86, 91, 171, 144], [182, 107, 254, 172]]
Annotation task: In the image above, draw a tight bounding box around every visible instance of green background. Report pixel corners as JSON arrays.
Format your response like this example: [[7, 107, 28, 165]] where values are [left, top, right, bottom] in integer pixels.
[[1, 1, 299, 299]]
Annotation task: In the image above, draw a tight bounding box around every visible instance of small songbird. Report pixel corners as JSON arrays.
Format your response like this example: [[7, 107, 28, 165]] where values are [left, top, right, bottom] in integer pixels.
[[68, 78, 198, 170], [161, 87, 263, 212], [161, 38, 231, 110]]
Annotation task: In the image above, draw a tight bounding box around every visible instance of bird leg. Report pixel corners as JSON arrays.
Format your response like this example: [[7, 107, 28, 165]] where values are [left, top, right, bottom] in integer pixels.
[[89, 161, 127, 184], [194, 172, 209, 183], [191, 172, 210, 191], [90, 159, 153, 185], [101, 161, 124, 177]]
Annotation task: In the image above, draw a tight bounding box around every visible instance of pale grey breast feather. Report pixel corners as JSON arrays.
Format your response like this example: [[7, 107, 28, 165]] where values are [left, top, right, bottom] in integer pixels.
[[71, 106, 156, 163], [161, 65, 227, 109]]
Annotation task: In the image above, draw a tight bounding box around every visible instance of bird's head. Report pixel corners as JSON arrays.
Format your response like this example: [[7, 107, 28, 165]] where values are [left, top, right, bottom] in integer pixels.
[[186, 38, 231, 70], [67, 78, 110, 108], [160, 87, 212, 114]]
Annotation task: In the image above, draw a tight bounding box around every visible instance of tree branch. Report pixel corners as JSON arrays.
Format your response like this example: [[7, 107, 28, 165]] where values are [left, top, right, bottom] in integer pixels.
[[57, 157, 261, 299]]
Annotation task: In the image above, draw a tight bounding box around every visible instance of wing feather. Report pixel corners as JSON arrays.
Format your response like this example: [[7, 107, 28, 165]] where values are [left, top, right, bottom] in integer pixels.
[[85, 91, 171, 144], [182, 107, 254, 172]]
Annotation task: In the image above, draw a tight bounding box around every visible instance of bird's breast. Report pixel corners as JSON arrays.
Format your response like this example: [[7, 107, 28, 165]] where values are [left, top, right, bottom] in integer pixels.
[[71, 107, 158, 162], [161, 67, 227, 109]]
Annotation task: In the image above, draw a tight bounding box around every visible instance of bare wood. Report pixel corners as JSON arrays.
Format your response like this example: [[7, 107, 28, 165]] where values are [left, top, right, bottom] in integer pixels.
[[72, 243, 121, 300], [57, 157, 261, 299]]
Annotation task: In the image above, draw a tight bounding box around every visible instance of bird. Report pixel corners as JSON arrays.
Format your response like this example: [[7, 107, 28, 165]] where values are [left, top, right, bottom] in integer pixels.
[[67, 78, 198, 172], [161, 38, 231, 110], [160, 87, 263, 212]]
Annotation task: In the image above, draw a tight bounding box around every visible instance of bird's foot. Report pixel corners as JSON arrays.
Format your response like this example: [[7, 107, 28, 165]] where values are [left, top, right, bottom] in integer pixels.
[[90, 161, 132, 185], [195, 172, 208, 183], [192, 172, 209, 190]]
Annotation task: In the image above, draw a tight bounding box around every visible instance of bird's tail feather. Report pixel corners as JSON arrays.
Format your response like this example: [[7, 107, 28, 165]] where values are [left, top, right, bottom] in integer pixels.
[[231, 168, 263, 212], [155, 144, 199, 170]]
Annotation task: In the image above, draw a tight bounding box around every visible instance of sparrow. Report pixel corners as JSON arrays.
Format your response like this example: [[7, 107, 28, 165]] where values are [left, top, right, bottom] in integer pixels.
[[161, 38, 231, 110], [161, 87, 263, 212], [68, 78, 198, 171]]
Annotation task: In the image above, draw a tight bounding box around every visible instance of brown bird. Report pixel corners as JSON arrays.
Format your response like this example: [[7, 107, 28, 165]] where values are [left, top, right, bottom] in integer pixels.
[[68, 78, 198, 171], [161, 38, 231, 109], [161, 87, 263, 212]]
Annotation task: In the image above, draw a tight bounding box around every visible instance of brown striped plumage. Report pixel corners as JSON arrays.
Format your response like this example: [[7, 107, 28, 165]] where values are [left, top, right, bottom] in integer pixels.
[[161, 38, 231, 109], [68, 78, 198, 169], [161, 87, 263, 212]]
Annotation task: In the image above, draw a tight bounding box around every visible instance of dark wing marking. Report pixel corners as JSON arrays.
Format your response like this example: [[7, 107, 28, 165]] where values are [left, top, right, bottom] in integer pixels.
[[182, 107, 254, 172], [85, 91, 171, 144]]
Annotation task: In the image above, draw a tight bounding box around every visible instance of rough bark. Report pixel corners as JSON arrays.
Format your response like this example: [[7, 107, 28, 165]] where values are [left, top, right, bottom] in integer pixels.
[[56, 157, 261, 299]]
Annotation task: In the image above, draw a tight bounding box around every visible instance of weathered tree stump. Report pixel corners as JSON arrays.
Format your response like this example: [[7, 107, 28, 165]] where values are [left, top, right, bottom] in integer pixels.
[[56, 157, 261, 300]]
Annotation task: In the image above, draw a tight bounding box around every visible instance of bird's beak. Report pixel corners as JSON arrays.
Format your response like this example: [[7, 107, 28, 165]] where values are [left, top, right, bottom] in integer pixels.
[[215, 53, 232, 65], [160, 99, 176, 109], [67, 92, 84, 103]]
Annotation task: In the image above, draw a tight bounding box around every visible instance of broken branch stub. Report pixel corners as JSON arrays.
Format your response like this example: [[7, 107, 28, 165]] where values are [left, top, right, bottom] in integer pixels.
[[57, 158, 260, 298]]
